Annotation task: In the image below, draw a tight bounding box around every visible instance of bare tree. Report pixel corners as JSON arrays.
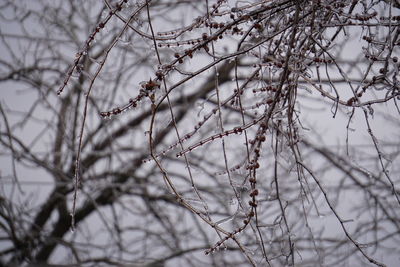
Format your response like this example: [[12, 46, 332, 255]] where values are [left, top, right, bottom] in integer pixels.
[[1, 0, 399, 266]]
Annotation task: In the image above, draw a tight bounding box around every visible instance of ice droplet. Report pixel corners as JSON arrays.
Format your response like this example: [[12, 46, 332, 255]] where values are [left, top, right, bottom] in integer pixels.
[[70, 213, 76, 233]]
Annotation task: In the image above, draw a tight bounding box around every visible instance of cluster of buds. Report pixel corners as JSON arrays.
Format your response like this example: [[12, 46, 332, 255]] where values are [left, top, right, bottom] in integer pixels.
[[141, 79, 160, 92], [354, 11, 378, 21], [253, 85, 278, 93], [313, 57, 333, 64], [246, 160, 260, 170]]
